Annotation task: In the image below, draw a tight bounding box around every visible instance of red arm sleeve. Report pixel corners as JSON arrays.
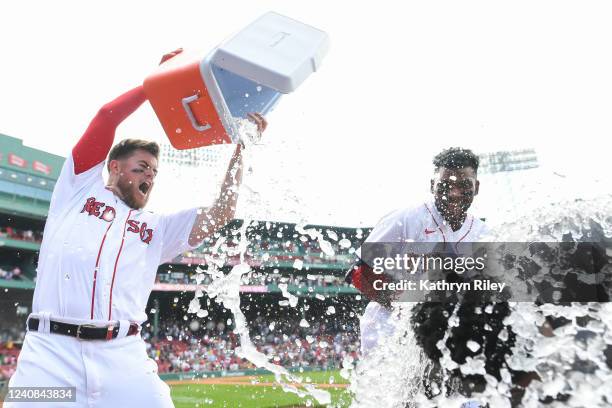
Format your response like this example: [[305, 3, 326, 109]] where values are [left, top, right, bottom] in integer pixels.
[[72, 86, 147, 175], [350, 263, 392, 305]]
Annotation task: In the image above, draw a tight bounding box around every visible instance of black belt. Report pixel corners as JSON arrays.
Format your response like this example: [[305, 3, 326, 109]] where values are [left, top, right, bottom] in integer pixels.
[[28, 318, 140, 340]]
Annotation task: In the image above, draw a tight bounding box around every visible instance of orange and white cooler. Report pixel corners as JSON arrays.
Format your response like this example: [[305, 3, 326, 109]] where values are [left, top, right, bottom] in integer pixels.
[[144, 12, 329, 150]]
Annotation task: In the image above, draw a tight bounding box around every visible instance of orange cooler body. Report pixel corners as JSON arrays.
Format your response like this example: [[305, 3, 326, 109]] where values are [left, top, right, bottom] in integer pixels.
[[144, 51, 231, 150], [145, 12, 329, 150]]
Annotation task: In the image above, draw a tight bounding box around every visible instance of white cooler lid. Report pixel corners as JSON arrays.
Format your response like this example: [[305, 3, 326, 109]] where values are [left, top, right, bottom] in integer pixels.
[[211, 12, 329, 93]]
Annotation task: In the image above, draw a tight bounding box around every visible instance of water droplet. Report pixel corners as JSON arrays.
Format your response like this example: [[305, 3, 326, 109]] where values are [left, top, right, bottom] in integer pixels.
[[175, 128, 182, 134], [187, 298, 200, 313], [466, 340, 481, 352], [318, 239, 335, 256], [498, 328, 509, 342], [339, 238, 352, 249]]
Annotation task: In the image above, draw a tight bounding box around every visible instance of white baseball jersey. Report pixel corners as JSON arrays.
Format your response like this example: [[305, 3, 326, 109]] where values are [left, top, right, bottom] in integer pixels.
[[32, 155, 199, 324], [359, 201, 489, 354], [363, 200, 489, 248]]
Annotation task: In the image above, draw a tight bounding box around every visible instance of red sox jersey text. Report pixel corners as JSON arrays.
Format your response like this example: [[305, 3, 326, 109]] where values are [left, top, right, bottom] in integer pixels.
[[32, 156, 198, 324]]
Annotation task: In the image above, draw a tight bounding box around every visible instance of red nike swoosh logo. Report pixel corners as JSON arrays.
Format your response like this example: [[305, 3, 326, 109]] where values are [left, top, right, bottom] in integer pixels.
[[424, 228, 437, 234]]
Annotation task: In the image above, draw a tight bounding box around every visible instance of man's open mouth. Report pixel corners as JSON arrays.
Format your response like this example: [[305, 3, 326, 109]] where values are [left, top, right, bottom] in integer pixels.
[[139, 182, 151, 195]]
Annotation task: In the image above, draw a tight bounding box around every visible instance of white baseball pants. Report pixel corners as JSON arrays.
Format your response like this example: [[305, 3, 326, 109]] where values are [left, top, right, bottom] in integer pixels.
[[5, 315, 173, 407]]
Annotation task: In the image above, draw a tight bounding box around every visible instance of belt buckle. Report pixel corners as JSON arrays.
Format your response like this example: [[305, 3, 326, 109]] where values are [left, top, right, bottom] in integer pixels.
[[76, 324, 98, 340], [105, 323, 116, 340]]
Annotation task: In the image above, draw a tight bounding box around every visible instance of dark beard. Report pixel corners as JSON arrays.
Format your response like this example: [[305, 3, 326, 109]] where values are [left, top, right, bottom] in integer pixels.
[[115, 180, 143, 209], [435, 200, 469, 224]]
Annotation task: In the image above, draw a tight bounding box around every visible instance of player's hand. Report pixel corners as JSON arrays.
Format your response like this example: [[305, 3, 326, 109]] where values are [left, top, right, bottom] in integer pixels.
[[159, 48, 183, 65], [247, 112, 268, 134]]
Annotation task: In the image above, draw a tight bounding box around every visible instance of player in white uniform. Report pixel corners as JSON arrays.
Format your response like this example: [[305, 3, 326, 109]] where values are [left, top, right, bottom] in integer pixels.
[[347, 147, 489, 354], [5, 50, 267, 407]]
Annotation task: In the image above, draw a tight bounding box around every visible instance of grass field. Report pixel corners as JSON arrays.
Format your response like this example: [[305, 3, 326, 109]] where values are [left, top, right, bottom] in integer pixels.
[[169, 370, 352, 408]]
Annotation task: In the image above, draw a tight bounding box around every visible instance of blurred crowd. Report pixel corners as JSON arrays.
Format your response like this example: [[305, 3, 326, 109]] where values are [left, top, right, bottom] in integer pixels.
[[143, 318, 360, 374], [0, 266, 23, 280], [0, 342, 18, 382], [0, 327, 25, 382], [0, 227, 43, 243], [155, 270, 353, 289], [247, 272, 353, 288], [179, 232, 356, 269], [1, 317, 360, 383]]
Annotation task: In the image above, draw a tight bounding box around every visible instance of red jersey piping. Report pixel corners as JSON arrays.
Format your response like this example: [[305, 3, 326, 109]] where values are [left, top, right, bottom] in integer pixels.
[[423, 203, 447, 244], [455, 216, 474, 251], [107, 210, 133, 320], [90, 222, 114, 319]]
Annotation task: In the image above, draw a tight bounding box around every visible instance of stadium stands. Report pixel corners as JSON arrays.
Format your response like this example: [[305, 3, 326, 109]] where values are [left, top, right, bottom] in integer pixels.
[[143, 319, 360, 374], [0, 227, 43, 244], [155, 270, 353, 289], [0, 327, 24, 383], [0, 343, 19, 382], [0, 133, 367, 388], [0, 266, 24, 281]]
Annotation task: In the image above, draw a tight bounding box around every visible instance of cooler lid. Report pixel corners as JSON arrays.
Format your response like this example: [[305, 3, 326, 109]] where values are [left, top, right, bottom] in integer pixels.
[[211, 12, 329, 94]]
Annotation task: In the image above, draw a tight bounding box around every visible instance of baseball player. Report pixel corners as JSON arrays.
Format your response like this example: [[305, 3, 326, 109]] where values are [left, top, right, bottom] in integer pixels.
[[6, 49, 267, 407], [346, 147, 489, 354]]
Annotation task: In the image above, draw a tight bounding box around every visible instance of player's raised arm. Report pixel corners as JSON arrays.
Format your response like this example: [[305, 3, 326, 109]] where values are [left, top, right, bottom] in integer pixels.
[[72, 86, 147, 174], [188, 113, 267, 246], [71, 49, 184, 175]]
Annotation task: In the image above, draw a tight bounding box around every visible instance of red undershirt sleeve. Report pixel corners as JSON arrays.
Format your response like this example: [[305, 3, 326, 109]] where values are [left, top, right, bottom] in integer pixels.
[[72, 86, 147, 175]]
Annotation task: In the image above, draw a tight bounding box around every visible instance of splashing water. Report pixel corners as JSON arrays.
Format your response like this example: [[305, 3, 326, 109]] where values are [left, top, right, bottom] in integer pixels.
[[279, 282, 299, 307], [186, 130, 331, 405], [235, 117, 263, 146], [349, 193, 612, 407], [349, 303, 430, 408], [296, 224, 336, 257], [200, 220, 331, 405]]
